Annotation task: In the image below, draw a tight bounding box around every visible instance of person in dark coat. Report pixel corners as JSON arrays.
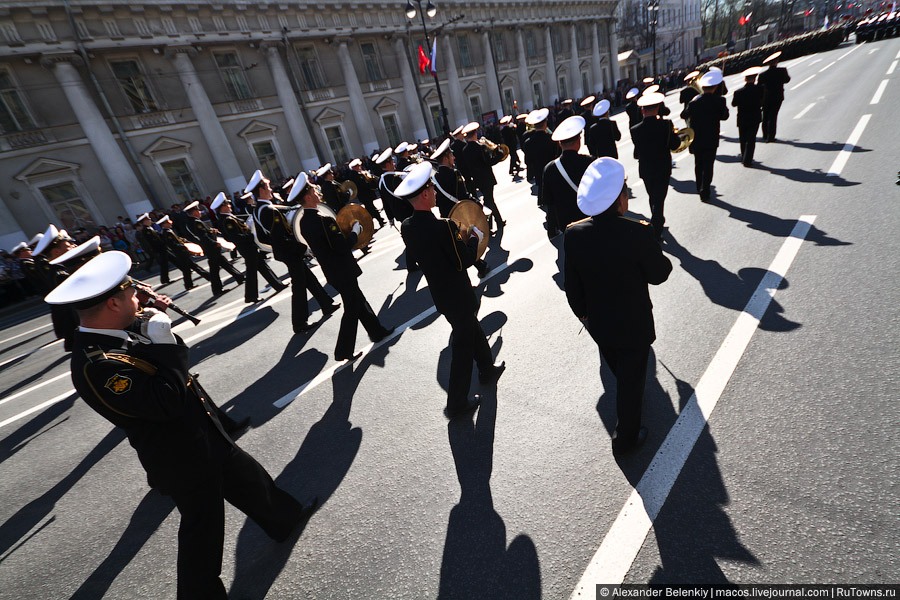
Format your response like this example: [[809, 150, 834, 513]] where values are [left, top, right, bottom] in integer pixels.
[[211, 192, 285, 303], [248, 170, 338, 333], [293, 173, 394, 361], [158, 216, 211, 291], [586, 99, 621, 159], [184, 201, 244, 296], [137, 213, 169, 284], [685, 70, 730, 202], [315, 164, 348, 214], [499, 116, 522, 177], [758, 51, 791, 143], [397, 163, 505, 419], [624, 87, 643, 129], [678, 71, 701, 126], [563, 158, 672, 454], [346, 158, 385, 227], [542, 116, 593, 236], [522, 108, 559, 202], [449, 127, 476, 197], [461, 122, 505, 230], [630, 92, 681, 240], [46, 251, 317, 600], [732, 66, 765, 167]]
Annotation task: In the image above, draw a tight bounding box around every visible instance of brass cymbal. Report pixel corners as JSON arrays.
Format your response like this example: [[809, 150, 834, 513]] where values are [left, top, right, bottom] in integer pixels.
[[448, 200, 489, 258], [336, 203, 374, 250]]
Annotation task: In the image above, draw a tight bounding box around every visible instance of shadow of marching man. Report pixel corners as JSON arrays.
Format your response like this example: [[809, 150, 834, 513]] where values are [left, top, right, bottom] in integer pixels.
[[439, 392, 542, 600]]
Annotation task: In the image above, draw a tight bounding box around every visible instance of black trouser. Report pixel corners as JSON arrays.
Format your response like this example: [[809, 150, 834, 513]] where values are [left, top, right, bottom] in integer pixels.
[[534, 169, 545, 202], [154, 248, 171, 283], [693, 149, 717, 199], [203, 247, 243, 295], [762, 99, 783, 142], [171, 251, 209, 289], [479, 183, 503, 228], [642, 175, 671, 239], [738, 120, 760, 165], [284, 257, 332, 331], [168, 444, 302, 600], [238, 244, 283, 301], [507, 148, 521, 175], [333, 280, 388, 359], [599, 345, 650, 445], [444, 310, 494, 411], [360, 197, 385, 227]]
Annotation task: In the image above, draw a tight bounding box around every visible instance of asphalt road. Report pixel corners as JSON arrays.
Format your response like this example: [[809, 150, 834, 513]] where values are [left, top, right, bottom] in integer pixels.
[[1, 37, 898, 599]]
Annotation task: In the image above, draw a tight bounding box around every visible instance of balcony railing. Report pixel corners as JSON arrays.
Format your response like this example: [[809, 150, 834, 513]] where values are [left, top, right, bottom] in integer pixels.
[[130, 111, 175, 129], [1, 129, 50, 150], [308, 88, 335, 102], [230, 98, 262, 114]]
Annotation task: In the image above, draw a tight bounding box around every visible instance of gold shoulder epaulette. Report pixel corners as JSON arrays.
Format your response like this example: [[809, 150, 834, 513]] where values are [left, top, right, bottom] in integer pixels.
[[566, 216, 592, 229], [105, 353, 159, 375], [620, 215, 651, 226]]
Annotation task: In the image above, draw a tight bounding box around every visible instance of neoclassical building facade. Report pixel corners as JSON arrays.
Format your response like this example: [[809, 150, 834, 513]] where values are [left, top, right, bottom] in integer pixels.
[[0, 1, 619, 248]]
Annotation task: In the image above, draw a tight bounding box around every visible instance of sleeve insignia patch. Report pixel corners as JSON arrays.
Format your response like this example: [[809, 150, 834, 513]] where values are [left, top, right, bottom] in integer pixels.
[[105, 373, 132, 395]]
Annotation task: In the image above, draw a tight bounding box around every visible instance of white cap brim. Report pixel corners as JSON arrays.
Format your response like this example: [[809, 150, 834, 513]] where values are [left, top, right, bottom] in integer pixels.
[[593, 99, 611, 117], [576, 157, 626, 217], [286, 172, 310, 203], [430, 138, 452, 160], [637, 92, 666, 107], [210, 192, 228, 211], [699, 70, 724, 87], [374, 148, 393, 165], [315, 163, 332, 177], [551, 116, 587, 142], [49, 236, 101, 265], [183, 200, 200, 212], [45, 251, 132, 306], [33, 224, 60, 256], [393, 162, 433, 199], [243, 170, 264, 195]]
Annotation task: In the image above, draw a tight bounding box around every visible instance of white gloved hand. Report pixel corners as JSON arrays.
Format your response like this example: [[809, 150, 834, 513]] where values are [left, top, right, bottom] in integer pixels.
[[141, 310, 176, 345], [351, 221, 363, 235], [471, 226, 485, 244]]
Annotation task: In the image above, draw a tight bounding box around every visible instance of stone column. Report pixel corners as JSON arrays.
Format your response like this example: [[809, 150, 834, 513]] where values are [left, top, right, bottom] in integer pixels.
[[393, 37, 429, 141], [481, 31, 503, 116], [591, 22, 604, 92], [168, 48, 246, 192], [515, 27, 532, 111], [441, 34, 468, 129], [262, 43, 320, 171], [607, 20, 621, 85], [569, 23, 582, 99], [544, 25, 560, 103], [336, 38, 379, 156], [0, 196, 27, 251], [44, 55, 152, 220]]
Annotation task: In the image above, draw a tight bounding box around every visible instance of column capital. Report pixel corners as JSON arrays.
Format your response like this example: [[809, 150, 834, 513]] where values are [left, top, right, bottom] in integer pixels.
[[40, 52, 84, 69], [333, 35, 353, 46], [164, 46, 199, 60], [259, 40, 282, 52]]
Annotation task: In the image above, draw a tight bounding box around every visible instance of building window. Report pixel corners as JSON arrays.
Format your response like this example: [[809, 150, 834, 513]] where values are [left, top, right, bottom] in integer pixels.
[[582, 72, 590, 96], [39, 182, 96, 231], [532, 81, 543, 107], [429, 104, 442, 137], [457, 35, 473, 68], [558, 76, 567, 100], [525, 30, 537, 58], [324, 125, 349, 163], [551, 28, 562, 54], [295, 46, 326, 90], [492, 32, 506, 62], [161, 159, 201, 204], [382, 113, 402, 148], [469, 95, 482, 121], [0, 70, 35, 133], [577, 24, 587, 49], [360, 42, 385, 81], [252, 141, 284, 182], [213, 52, 253, 100], [110, 59, 158, 114], [502, 88, 515, 114]]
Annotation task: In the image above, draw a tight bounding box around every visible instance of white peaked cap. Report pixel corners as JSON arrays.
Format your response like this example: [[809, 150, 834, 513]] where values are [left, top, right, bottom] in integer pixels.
[[156, 215, 171, 225], [580, 95, 596, 107], [462, 122, 480, 135], [349, 158, 362, 168], [287, 172, 310, 203], [763, 51, 782, 64], [11, 241, 29, 253], [210, 192, 229, 211], [393, 162, 433, 199], [33, 224, 60, 256], [525, 108, 550, 125], [49, 236, 101, 266], [183, 200, 200, 212], [576, 158, 626, 217], [45, 251, 131, 306], [315, 163, 332, 177], [552, 116, 586, 142], [374, 148, 393, 165], [136, 213, 150, 222], [243, 170, 264, 194], [28, 232, 44, 247], [742, 66, 764, 77], [699, 70, 724, 88], [430, 138, 452, 160], [642, 84, 661, 96], [637, 92, 666, 107], [394, 141, 410, 154], [625, 87, 640, 100], [593, 99, 611, 117]]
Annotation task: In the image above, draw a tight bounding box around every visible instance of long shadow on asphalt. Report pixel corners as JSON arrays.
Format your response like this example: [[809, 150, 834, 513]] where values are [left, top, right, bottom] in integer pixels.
[[0, 329, 54, 359], [0, 353, 70, 399], [597, 350, 758, 582], [435, 311, 508, 397], [663, 233, 801, 333], [228, 339, 396, 599], [707, 197, 852, 247], [438, 392, 542, 599], [189, 305, 279, 367]]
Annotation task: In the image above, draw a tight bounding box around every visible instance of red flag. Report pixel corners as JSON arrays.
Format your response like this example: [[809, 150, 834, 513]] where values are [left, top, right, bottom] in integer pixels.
[[418, 45, 431, 74]]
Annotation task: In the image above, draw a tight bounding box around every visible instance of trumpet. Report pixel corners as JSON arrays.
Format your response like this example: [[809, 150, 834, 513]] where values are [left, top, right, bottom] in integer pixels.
[[133, 279, 202, 326], [477, 137, 510, 164]]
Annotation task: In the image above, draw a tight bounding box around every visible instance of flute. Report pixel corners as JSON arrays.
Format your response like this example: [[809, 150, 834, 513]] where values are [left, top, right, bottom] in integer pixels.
[[133, 280, 202, 326]]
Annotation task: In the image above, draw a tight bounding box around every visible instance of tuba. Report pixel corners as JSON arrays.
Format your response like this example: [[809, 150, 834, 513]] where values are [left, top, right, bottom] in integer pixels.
[[673, 127, 695, 153]]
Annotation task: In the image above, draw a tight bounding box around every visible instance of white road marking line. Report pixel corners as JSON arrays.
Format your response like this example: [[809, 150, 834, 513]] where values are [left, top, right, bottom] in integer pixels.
[[819, 61, 836, 73], [273, 236, 551, 409], [0, 323, 52, 346], [888, 60, 898, 75], [870, 79, 888, 104], [896, 48, 900, 60], [827, 114, 871, 177], [570, 216, 816, 593], [838, 45, 863, 61], [0, 391, 75, 430], [0, 372, 69, 407], [791, 75, 816, 91], [808, 58, 822, 65], [868, 48, 879, 55], [794, 103, 816, 119]]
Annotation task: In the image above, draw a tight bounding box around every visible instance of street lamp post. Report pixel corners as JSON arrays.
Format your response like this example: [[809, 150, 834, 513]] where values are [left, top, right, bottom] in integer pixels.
[[647, 0, 660, 76], [405, 0, 451, 137]]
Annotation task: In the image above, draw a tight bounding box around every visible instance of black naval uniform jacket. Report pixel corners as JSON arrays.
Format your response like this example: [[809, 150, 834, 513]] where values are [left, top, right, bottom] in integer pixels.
[[319, 179, 346, 214], [685, 93, 730, 152], [462, 140, 497, 190], [541, 150, 593, 232], [758, 66, 791, 105], [254, 199, 305, 263], [139, 226, 167, 259], [185, 216, 222, 255], [162, 228, 194, 263], [298, 208, 361, 291], [401, 210, 479, 317], [500, 124, 519, 152], [630, 116, 680, 180], [434, 164, 471, 218], [523, 129, 559, 181], [732, 82, 764, 126], [218, 213, 256, 254], [586, 118, 622, 159], [625, 101, 642, 129], [564, 213, 672, 349]]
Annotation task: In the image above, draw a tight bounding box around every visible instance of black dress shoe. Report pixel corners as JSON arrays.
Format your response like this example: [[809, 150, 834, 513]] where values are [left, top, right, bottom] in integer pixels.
[[478, 361, 506, 385], [443, 395, 482, 419], [245, 297, 263, 303], [322, 303, 341, 316], [370, 326, 395, 343], [272, 496, 320, 543], [612, 426, 648, 455], [293, 322, 314, 333], [335, 351, 363, 362]]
